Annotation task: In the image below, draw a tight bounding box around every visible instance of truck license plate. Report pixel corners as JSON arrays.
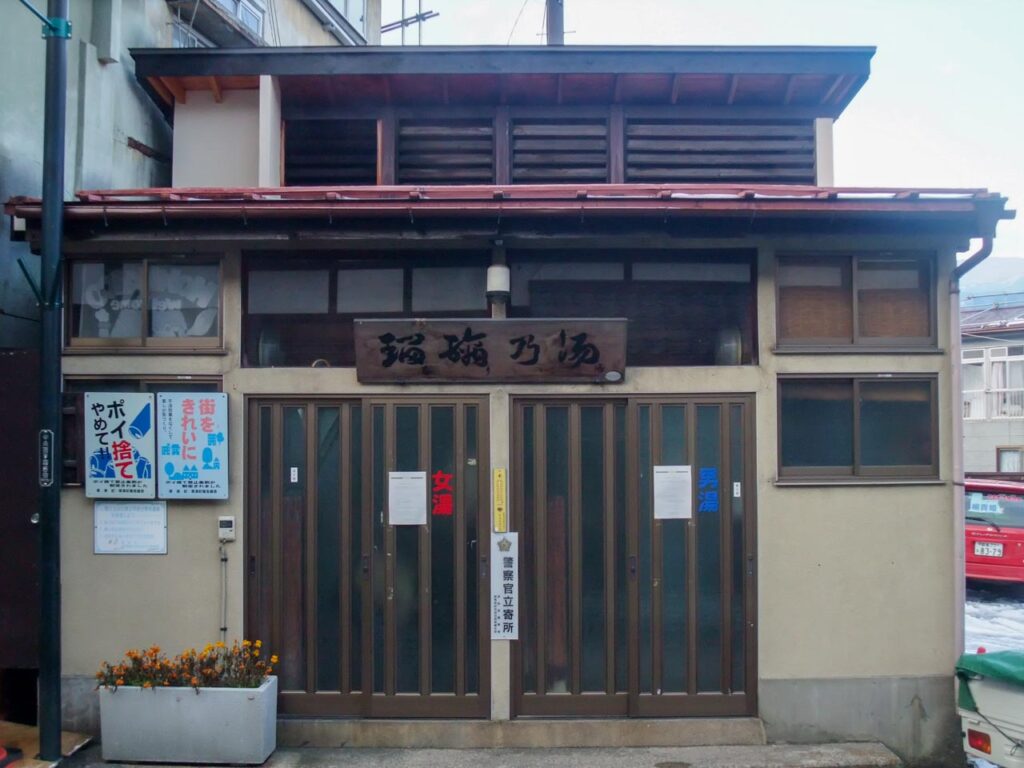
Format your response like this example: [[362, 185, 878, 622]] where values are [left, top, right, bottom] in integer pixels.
[[974, 542, 1003, 558]]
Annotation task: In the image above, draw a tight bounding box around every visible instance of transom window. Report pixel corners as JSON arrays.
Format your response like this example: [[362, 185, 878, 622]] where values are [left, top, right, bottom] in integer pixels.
[[776, 254, 934, 348], [779, 376, 938, 480], [68, 260, 221, 350], [243, 257, 488, 367]]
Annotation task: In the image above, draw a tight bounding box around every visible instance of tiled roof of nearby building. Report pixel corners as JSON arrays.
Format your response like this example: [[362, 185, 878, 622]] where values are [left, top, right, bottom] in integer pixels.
[[962, 302, 1024, 334]]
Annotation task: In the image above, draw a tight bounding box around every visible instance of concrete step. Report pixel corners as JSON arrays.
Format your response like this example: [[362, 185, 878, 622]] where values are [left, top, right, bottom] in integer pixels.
[[279, 717, 767, 748], [65, 741, 904, 768]]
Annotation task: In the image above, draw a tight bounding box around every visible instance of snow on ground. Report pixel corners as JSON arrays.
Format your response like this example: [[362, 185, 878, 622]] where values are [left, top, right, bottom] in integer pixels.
[[965, 583, 1024, 654]]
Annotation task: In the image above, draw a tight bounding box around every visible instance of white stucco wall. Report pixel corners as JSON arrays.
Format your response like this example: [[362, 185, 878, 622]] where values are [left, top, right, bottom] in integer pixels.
[[172, 90, 261, 188]]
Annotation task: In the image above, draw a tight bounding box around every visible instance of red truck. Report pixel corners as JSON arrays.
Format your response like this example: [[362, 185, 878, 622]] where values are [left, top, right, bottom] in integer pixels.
[[966, 478, 1024, 584]]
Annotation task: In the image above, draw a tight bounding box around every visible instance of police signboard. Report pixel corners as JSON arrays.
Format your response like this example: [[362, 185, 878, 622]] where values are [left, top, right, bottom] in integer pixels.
[[84, 393, 156, 499], [157, 393, 229, 499]]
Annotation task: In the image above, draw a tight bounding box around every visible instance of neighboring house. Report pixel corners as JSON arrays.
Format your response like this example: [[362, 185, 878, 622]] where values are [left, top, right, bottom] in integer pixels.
[[5, 45, 1013, 766], [962, 300, 1024, 472], [0, 0, 376, 727], [0, 0, 378, 348]]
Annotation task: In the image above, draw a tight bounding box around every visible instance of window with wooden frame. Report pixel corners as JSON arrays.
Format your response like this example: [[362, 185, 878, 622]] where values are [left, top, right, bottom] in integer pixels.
[[778, 375, 939, 480], [62, 377, 222, 486], [242, 255, 489, 367], [776, 254, 935, 350], [67, 259, 222, 351]]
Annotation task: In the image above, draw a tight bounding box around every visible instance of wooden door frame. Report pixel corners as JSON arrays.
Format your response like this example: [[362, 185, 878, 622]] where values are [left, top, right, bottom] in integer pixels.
[[245, 394, 491, 719], [510, 393, 758, 719]]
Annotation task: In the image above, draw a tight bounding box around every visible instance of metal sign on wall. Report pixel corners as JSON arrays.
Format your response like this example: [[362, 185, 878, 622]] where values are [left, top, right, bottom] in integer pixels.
[[85, 393, 156, 499], [354, 318, 627, 384], [157, 393, 229, 499]]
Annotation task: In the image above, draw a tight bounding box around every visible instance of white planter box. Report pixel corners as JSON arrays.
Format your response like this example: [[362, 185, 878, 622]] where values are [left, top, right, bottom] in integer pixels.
[[99, 675, 277, 764]]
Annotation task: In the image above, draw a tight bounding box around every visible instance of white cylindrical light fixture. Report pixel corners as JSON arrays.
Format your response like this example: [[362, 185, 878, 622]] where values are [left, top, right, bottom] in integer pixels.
[[486, 264, 511, 303]]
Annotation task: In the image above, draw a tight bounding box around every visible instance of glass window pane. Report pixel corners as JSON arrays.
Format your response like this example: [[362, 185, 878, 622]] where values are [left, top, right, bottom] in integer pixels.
[[249, 270, 328, 314], [395, 406, 420, 693], [371, 406, 386, 693], [545, 406, 570, 693], [316, 407, 341, 692], [857, 259, 931, 340], [511, 262, 623, 305], [464, 405, 479, 694], [412, 267, 487, 312], [963, 362, 985, 391], [580, 406, 605, 692], [613, 404, 627, 693], [430, 406, 456, 693], [633, 262, 749, 282], [521, 406, 537, 694], [780, 380, 853, 471], [729, 404, 745, 692], [71, 261, 143, 338], [859, 381, 933, 468], [696, 404, 723, 693], [281, 406, 306, 692], [149, 264, 219, 338], [777, 257, 852, 343], [637, 405, 653, 693], [998, 449, 1023, 473], [659, 404, 687, 693], [348, 405, 363, 692], [337, 269, 404, 313]]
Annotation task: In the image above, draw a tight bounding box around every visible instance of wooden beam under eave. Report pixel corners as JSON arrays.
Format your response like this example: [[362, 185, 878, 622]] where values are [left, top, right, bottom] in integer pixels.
[[783, 74, 798, 105], [148, 76, 174, 106], [208, 76, 223, 103], [556, 74, 564, 105], [820, 73, 845, 105], [670, 73, 684, 104], [612, 74, 623, 104], [726, 74, 740, 105], [160, 76, 187, 105]]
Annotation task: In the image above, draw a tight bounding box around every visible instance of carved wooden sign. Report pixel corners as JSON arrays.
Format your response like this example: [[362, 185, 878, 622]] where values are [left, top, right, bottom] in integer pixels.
[[354, 318, 627, 383]]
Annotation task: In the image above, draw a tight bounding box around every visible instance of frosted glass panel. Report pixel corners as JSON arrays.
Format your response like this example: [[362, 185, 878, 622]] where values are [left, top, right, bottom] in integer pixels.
[[633, 262, 749, 282], [412, 267, 486, 311], [337, 269, 404, 313], [249, 270, 329, 314], [511, 262, 623, 305]]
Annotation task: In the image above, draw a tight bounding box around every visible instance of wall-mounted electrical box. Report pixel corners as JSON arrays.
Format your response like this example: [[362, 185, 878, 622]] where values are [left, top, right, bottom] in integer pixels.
[[218, 516, 236, 542]]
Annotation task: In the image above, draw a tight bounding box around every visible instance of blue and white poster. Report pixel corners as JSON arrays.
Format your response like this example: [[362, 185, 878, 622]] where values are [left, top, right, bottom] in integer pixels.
[[157, 392, 229, 499], [84, 393, 156, 499]]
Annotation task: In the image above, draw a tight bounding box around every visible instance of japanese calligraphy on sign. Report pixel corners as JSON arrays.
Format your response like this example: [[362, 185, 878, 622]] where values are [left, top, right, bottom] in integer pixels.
[[85, 393, 156, 499], [490, 532, 519, 640], [355, 319, 627, 383], [157, 393, 229, 499]]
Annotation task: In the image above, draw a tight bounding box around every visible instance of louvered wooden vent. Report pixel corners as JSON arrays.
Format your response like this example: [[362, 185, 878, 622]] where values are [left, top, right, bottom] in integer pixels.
[[397, 119, 494, 184], [625, 120, 816, 184], [511, 119, 609, 183], [284, 119, 377, 186]]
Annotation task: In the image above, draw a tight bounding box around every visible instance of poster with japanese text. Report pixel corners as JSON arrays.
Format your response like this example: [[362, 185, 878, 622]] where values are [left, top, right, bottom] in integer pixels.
[[157, 393, 229, 499], [85, 393, 156, 499]]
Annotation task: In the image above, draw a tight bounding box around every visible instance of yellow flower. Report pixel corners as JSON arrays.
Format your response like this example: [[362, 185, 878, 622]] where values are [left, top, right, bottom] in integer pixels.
[[242, 640, 252, 647], [270, 655, 278, 664], [253, 650, 259, 658], [215, 641, 226, 649], [254, 640, 262, 648]]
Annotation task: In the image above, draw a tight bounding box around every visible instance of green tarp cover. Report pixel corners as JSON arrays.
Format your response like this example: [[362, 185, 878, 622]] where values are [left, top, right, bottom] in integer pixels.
[[956, 651, 1024, 712]]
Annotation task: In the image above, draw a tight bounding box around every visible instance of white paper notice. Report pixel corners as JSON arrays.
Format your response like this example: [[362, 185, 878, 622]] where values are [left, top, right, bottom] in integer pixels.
[[653, 465, 692, 520], [94, 501, 167, 554], [491, 532, 519, 640], [388, 471, 427, 525]]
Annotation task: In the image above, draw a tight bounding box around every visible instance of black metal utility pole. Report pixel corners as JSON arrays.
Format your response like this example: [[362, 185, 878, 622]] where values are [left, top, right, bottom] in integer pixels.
[[546, 0, 564, 45], [37, 0, 70, 761]]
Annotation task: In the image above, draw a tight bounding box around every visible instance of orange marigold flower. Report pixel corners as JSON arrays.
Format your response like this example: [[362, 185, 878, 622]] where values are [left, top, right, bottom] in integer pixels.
[[270, 655, 278, 664], [116, 678, 124, 686]]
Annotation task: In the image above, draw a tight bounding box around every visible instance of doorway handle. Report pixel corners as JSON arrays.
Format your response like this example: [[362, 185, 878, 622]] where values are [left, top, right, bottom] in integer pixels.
[[361, 554, 370, 579], [480, 553, 488, 579], [628, 555, 637, 579]]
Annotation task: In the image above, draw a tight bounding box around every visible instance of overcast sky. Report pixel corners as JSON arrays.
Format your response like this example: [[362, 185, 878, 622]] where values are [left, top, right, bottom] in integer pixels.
[[380, 0, 1023, 264]]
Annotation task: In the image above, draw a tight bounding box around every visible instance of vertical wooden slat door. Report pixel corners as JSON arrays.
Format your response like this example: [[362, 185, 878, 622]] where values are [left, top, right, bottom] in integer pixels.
[[513, 396, 756, 718], [247, 397, 489, 719]]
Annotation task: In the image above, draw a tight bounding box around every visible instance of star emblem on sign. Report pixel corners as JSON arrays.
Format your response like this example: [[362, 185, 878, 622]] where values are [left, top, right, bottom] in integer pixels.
[[497, 537, 513, 552]]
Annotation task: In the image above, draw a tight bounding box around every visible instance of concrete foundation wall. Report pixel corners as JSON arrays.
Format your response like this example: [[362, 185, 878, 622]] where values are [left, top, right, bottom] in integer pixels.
[[58, 237, 962, 765], [760, 675, 961, 767]]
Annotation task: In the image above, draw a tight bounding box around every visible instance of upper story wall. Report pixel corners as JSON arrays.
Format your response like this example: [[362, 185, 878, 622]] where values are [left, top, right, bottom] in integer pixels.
[[139, 46, 872, 190]]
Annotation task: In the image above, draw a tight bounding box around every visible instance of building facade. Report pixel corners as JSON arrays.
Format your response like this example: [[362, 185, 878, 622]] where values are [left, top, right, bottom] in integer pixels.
[[962, 302, 1024, 473], [5, 46, 1013, 765]]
